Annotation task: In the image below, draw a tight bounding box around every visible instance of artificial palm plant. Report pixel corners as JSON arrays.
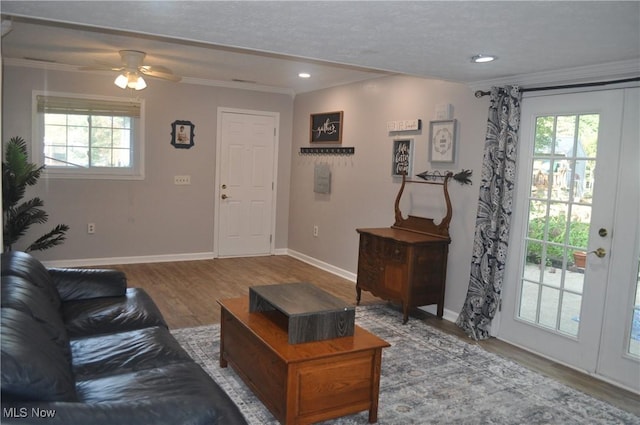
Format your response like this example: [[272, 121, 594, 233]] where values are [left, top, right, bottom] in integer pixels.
[[2, 136, 69, 252]]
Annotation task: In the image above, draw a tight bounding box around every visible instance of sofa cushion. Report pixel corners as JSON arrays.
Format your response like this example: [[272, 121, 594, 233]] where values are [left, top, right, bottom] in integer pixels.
[[1, 275, 71, 361], [1, 308, 77, 402], [76, 362, 246, 424], [71, 327, 193, 380], [62, 288, 167, 338], [48, 268, 127, 301], [1, 251, 61, 310]]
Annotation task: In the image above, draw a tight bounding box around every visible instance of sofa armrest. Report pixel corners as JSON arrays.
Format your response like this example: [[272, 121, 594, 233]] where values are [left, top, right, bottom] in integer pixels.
[[47, 268, 127, 301]]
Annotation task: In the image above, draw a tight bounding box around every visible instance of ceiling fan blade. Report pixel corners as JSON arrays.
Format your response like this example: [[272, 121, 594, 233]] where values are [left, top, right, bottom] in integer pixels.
[[139, 66, 182, 82], [79, 65, 124, 72]]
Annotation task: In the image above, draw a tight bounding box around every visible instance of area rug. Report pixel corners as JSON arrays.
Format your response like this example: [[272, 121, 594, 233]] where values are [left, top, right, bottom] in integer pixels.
[[172, 304, 639, 424]]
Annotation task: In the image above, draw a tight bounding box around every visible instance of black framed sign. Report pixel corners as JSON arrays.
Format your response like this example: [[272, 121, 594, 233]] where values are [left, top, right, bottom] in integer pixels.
[[310, 111, 343, 143], [171, 120, 195, 149], [392, 138, 413, 177]]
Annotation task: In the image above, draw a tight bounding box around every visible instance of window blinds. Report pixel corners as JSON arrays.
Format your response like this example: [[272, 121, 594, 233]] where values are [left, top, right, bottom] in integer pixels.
[[36, 95, 141, 118]]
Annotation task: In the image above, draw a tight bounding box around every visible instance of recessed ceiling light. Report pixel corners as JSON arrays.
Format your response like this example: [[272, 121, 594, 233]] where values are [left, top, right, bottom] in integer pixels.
[[298, 72, 311, 78], [471, 54, 497, 63]]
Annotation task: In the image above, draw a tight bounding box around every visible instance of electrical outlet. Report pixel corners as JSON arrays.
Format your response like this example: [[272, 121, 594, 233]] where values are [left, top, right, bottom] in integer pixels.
[[87, 223, 96, 234], [174, 175, 191, 185], [313, 225, 319, 237]]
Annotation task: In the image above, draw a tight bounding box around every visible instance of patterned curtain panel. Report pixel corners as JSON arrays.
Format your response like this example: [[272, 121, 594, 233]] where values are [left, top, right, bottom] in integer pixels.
[[456, 86, 522, 340]]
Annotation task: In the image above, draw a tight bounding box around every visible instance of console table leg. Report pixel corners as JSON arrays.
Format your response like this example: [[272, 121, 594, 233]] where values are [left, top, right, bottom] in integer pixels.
[[402, 305, 409, 324], [220, 308, 228, 368], [356, 286, 362, 305]]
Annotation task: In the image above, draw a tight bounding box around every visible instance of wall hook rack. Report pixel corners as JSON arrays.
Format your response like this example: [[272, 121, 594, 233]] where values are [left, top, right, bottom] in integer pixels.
[[300, 147, 355, 156]]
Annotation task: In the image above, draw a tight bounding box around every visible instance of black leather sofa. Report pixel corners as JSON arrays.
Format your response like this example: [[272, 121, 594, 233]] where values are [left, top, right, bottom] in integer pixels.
[[1, 251, 248, 425]]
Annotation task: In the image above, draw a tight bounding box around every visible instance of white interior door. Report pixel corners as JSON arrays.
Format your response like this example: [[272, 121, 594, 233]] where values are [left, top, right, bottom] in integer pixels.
[[500, 88, 640, 392], [216, 109, 277, 257]]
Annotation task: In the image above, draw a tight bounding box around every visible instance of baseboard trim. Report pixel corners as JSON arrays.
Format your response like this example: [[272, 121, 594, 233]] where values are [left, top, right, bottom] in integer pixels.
[[286, 249, 357, 282], [41, 252, 216, 268], [418, 305, 459, 324]]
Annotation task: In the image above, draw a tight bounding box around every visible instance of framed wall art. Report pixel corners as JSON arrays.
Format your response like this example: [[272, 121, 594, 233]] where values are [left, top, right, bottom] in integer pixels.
[[392, 138, 413, 177], [310, 111, 343, 143], [429, 119, 457, 163], [171, 120, 195, 149]]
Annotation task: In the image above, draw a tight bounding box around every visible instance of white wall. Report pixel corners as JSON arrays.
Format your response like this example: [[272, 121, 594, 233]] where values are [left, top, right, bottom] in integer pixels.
[[288, 75, 490, 317], [2, 65, 294, 262], [3, 66, 491, 317]]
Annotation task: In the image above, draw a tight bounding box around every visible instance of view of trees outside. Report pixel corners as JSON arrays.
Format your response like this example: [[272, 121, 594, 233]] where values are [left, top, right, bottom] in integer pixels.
[[526, 113, 599, 268], [519, 113, 599, 337], [44, 113, 132, 168]]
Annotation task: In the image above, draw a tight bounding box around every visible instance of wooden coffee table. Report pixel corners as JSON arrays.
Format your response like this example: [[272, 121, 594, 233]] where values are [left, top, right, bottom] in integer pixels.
[[218, 288, 389, 425]]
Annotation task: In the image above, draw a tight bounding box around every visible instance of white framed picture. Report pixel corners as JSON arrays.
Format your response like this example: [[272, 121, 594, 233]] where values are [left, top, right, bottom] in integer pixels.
[[429, 119, 457, 163]]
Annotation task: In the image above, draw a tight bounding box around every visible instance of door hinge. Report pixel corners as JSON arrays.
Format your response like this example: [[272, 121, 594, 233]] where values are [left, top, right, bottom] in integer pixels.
[[498, 299, 502, 312], [272, 181, 274, 190], [274, 128, 276, 136], [270, 234, 272, 244]]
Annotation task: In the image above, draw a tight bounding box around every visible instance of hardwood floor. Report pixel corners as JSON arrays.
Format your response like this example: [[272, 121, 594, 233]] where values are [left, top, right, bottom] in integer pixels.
[[112, 255, 639, 416]]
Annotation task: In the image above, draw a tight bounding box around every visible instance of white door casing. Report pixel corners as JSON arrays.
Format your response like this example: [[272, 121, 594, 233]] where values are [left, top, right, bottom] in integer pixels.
[[215, 108, 278, 257]]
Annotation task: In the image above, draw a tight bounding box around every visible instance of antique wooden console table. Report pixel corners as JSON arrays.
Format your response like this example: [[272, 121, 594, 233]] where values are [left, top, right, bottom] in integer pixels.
[[356, 173, 452, 323], [218, 283, 389, 424]]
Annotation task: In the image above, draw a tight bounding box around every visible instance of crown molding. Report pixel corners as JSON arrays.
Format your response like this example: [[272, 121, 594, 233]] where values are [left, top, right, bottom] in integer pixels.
[[180, 76, 294, 97], [2, 57, 295, 97], [468, 59, 640, 92]]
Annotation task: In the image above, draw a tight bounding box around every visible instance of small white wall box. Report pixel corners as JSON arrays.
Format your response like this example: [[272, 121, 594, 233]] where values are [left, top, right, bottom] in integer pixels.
[[314, 163, 331, 193], [435, 104, 453, 120]]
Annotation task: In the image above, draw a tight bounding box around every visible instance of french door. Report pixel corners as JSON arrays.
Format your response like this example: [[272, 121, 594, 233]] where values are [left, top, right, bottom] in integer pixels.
[[500, 88, 639, 392], [215, 109, 278, 257]]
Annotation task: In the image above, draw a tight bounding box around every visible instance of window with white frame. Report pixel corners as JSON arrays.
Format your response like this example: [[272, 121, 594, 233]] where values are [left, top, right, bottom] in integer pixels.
[[33, 92, 144, 179]]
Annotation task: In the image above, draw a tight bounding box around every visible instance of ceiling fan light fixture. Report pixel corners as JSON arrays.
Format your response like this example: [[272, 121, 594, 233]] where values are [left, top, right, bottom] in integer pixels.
[[115, 72, 147, 90], [130, 75, 146, 90], [114, 73, 128, 89], [471, 54, 497, 63]]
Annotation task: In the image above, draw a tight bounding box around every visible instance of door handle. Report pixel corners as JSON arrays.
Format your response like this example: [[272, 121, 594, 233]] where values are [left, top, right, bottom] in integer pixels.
[[221, 194, 230, 200], [589, 248, 606, 258]]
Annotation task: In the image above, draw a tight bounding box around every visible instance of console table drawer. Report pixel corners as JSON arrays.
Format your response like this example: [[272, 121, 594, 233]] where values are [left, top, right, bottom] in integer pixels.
[[356, 227, 450, 323]]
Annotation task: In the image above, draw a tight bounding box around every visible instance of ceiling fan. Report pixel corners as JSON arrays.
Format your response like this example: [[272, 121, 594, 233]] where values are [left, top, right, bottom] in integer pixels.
[[82, 50, 181, 90]]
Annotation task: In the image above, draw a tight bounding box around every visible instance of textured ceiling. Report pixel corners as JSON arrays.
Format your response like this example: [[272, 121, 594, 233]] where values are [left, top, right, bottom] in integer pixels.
[[1, 1, 639, 94]]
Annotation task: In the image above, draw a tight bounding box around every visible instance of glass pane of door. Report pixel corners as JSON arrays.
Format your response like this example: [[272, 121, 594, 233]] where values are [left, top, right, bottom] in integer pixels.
[[519, 113, 599, 337], [629, 257, 640, 357]]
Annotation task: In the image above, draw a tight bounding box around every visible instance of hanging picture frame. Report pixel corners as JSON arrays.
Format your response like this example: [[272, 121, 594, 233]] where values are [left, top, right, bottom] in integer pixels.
[[310, 111, 343, 143], [392, 138, 413, 177], [429, 119, 457, 163], [171, 120, 195, 149]]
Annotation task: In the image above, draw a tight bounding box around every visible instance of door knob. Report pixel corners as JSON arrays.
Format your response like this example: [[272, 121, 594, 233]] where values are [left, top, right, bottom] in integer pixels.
[[589, 248, 606, 258], [221, 194, 230, 200]]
